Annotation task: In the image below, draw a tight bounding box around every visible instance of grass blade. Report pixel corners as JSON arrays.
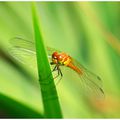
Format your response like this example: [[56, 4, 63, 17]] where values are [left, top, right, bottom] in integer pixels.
[[32, 3, 62, 118], [0, 93, 43, 118]]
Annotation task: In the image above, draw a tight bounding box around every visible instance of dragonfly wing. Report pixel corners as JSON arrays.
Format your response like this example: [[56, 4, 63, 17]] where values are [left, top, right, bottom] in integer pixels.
[[10, 37, 36, 52], [9, 37, 37, 69], [71, 58, 104, 99], [9, 37, 59, 69], [10, 47, 37, 72], [10, 37, 58, 62]]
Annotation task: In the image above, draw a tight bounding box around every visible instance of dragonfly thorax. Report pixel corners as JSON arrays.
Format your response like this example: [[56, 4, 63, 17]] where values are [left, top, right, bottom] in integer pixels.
[[52, 51, 71, 66]]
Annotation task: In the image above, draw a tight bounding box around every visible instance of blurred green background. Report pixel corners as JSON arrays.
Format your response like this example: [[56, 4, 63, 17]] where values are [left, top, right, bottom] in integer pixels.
[[0, 1, 120, 118]]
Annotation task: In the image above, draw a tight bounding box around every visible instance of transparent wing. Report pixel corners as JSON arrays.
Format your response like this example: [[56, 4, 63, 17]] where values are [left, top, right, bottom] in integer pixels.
[[10, 37, 36, 52], [9, 37, 37, 69], [71, 58, 104, 99], [9, 37, 60, 60], [10, 47, 37, 72], [9, 37, 60, 71]]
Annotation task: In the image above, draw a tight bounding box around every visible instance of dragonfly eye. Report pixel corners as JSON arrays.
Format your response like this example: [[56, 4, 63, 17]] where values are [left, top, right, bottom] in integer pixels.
[[52, 52, 59, 64], [54, 56, 57, 59], [52, 52, 58, 58]]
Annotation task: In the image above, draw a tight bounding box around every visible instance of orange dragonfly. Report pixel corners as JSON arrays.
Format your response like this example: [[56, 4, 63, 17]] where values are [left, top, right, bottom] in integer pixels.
[[10, 37, 104, 99]]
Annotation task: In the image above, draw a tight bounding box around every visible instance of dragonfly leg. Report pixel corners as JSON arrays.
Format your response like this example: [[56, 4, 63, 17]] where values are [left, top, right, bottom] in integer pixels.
[[50, 64, 63, 85], [52, 65, 58, 72], [55, 66, 63, 85], [53, 65, 60, 79], [59, 68, 63, 77]]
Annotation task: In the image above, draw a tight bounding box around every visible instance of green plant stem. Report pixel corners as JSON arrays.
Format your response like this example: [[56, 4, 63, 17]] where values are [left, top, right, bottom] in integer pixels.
[[32, 3, 63, 118]]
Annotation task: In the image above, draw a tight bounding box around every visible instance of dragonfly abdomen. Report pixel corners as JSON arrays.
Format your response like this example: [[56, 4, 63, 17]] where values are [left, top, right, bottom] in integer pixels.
[[67, 62, 83, 75]]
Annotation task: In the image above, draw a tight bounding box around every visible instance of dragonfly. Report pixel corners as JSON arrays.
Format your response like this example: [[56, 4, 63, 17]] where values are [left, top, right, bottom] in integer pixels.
[[10, 37, 104, 99]]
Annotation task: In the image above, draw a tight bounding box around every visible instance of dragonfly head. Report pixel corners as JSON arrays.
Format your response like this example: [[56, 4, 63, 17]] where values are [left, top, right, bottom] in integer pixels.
[[52, 51, 70, 65], [52, 52, 59, 64]]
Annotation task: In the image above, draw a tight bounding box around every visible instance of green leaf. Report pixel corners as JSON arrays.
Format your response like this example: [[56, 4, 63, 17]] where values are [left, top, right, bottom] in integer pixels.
[[32, 3, 63, 118], [0, 93, 43, 118]]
